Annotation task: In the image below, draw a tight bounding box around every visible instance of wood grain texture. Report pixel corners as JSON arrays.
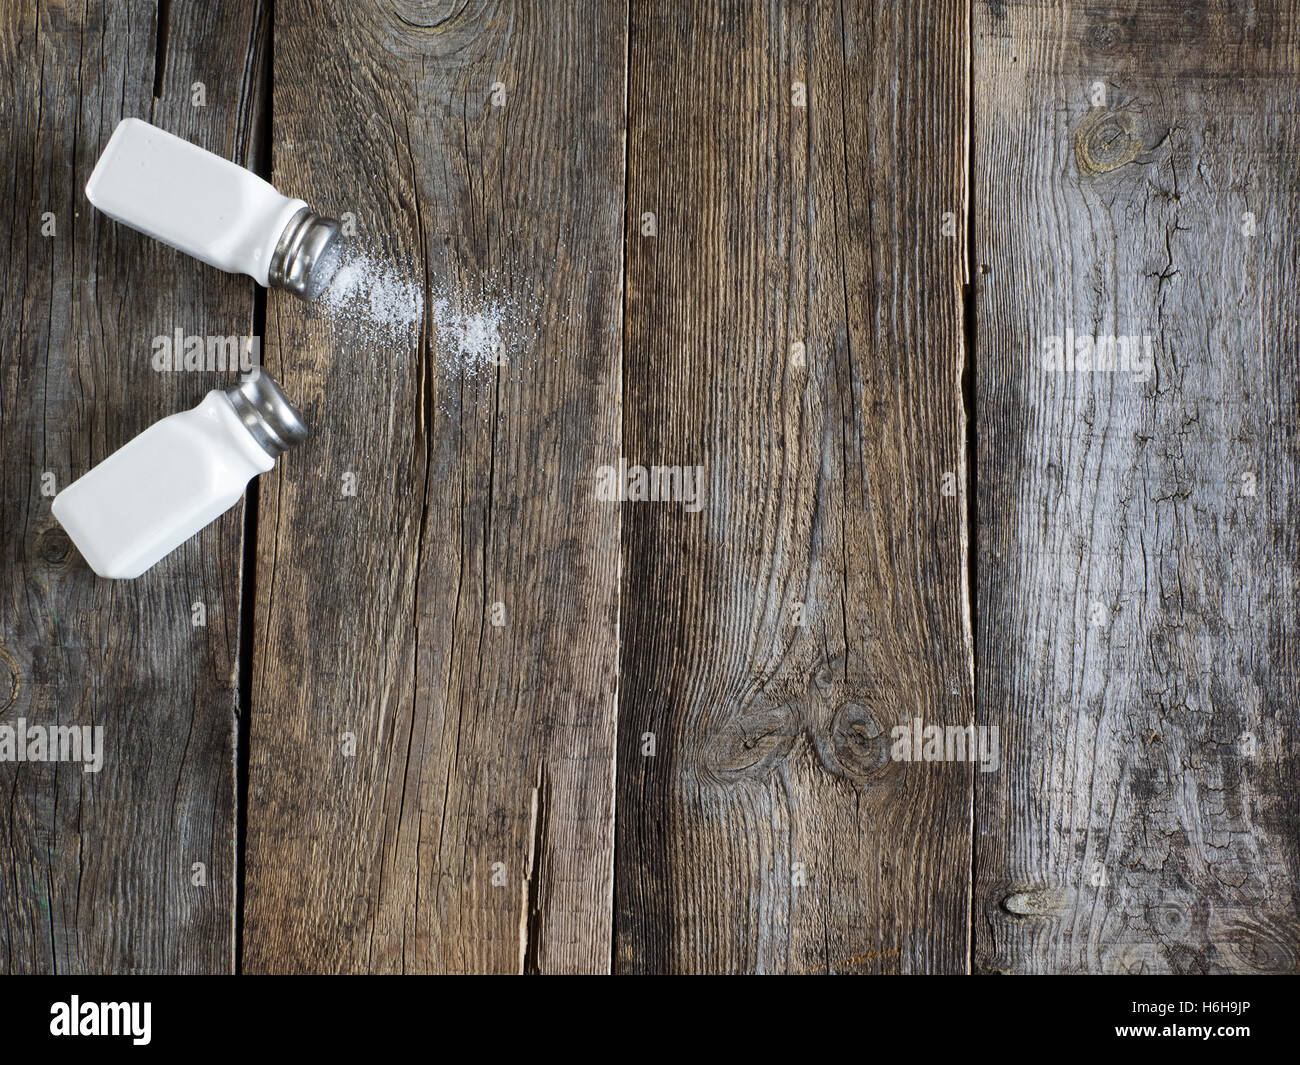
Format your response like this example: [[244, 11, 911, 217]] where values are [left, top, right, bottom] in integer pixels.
[[242, 0, 625, 973], [974, 0, 1300, 973], [11, 0, 1296, 979], [0, 0, 267, 973], [614, 0, 973, 973]]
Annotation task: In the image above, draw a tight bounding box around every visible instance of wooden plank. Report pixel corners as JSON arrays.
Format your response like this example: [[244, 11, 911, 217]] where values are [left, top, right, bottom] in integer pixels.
[[974, 1, 1300, 973], [614, 0, 973, 973], [242, 1, 625, 972], [0, 0, 267, 973]]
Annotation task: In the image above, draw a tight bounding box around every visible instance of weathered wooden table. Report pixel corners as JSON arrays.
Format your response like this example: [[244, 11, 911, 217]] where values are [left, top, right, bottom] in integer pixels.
[[2, 0, 1297, 974]]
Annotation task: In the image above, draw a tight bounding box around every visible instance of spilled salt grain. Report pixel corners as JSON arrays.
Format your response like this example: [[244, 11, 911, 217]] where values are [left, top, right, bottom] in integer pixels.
[[430, 297, 503, 374], [315, 243, 561, 403], [319, 247, 423, 339], [425, 272, 547, 383]]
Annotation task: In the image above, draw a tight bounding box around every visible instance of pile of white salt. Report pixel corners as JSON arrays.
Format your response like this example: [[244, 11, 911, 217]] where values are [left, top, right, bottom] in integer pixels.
[[319, 248, 424, 339], [430, 296, 503, 374], [317, 247, 549, 384]]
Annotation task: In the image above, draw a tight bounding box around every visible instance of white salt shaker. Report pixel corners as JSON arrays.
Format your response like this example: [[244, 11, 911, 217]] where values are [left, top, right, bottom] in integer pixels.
[[85, 117, 344, 300], [53, 374, 308, 579]]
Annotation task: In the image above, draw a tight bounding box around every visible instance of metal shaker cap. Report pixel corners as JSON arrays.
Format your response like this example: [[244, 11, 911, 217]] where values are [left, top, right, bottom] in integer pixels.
[[224, 371, 309, 458], [267, 206, 344, 301]]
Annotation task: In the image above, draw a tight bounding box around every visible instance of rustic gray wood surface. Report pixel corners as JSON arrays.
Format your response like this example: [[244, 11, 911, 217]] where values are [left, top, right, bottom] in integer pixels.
[[974, 0, 1300, 973], [2, 0, 1297, 975], [0, 0, 268, 972], [240, 0, 625, 973], [614, 0, 973, 973]]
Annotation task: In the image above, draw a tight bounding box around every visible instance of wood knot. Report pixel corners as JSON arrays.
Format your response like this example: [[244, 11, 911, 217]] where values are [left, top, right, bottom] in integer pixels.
[[1086, 21, 1121, 53], [1074, 109, 1141, 174], [1146, 901, 1190, 935], [700, 704, 799, 784], [810, 656, 845, 695], [36, 527, 73, 567], [0, 642, 19, 716], [1000, 886, 1067, 917], [812, 700, 893, 782], [1210, 914, 1300, 973]]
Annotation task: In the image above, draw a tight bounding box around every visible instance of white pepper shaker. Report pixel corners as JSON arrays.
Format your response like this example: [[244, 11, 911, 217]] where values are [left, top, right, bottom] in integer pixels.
[[53, 373, 308, 579]]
